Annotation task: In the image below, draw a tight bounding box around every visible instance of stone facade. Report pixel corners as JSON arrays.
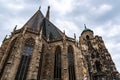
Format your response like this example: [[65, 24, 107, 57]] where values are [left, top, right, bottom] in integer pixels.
[[0, 7, 120, 80]]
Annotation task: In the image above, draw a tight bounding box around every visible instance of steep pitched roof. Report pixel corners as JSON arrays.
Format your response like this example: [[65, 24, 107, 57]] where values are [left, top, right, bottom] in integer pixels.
[[41, 18, 63, 40], [23, 10, 44, 31], [23, 9, 64, 40]]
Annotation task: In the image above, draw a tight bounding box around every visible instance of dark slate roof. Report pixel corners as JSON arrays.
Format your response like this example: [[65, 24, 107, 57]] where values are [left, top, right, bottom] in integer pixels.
[[83, 28, 93, 32], [23, 9, 64, 40], [81, 27, 93, 35], [41, 18, 63, 40]]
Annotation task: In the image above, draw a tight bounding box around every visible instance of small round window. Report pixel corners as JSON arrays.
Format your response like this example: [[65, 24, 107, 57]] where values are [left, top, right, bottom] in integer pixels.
[[86, 35, 90, 40]]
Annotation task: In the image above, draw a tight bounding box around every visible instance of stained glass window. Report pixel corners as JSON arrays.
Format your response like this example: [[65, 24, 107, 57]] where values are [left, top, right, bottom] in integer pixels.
[[15, 38, 35, 80], [54, 46, 61, 79], [68, 45, 76, 80]]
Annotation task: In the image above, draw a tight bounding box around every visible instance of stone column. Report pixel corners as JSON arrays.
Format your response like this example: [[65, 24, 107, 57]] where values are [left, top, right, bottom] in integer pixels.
[[27, 39, 42, 79], [74, 50, 83, 80], [62, 44, 69, 80]]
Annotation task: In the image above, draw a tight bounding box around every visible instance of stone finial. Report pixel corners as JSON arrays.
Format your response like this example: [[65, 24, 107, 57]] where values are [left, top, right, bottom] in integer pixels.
[[74, 33, 76, 39], [39, 28, 43, 40], [22, 26, 28, 35], [3, 35, 7, 41]]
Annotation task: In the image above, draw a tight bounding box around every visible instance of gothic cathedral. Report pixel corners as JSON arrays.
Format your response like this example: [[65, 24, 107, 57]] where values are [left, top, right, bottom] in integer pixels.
[[0, 6, 120, 80]]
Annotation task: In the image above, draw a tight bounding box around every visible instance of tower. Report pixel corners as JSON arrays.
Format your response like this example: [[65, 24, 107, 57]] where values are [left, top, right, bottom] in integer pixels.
[[80, 26, 120, 80], [0, 7, 120, 80]]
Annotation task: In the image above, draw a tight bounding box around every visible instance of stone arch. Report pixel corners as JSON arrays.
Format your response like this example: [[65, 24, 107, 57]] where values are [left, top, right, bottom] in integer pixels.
[[15, 38, 35, 80], [68, 45, 76, 80], [54, 45, 62, 79]]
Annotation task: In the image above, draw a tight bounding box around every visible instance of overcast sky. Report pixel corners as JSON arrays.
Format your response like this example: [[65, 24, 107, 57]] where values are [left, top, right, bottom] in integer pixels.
[[0, 0, 120, 72]]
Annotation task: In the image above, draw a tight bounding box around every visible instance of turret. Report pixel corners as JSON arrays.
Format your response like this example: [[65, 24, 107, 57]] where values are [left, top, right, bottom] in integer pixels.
[[79, 24, 94, 43]]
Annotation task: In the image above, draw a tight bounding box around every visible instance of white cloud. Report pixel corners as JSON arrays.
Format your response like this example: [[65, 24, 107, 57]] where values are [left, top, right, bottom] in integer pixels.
[[99, 4, 112, 13], [0, 0, 24, 11], [55, 19, 80, 38], [91, 4, 112, 15], [107, 25, 120, 38], [7, 4, 24, 10], [48, 0, 74, 15], [94, 27, 105, 36]]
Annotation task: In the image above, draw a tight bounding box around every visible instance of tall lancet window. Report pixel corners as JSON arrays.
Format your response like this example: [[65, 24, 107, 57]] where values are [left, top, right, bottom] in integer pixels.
[[54, 46, 61, 79], [68, 45, 76, 80], [15, 38, 35, 80]]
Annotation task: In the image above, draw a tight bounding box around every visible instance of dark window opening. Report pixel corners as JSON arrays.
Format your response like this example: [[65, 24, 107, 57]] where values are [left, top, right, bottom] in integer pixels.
[[96, 52, 100, 58], [68, 45, 76, 80], [91, 53, 95, 59], [15, 38, 35, 80], [54, 46, 61, 79], [95, 61, 101, 72], [86, 35, 90, 40], [0, 38, 17, 79], [93, 76, 102, 80]]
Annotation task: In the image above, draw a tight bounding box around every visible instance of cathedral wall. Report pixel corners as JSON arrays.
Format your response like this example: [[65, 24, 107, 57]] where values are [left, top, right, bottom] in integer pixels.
[[0, 33, 23, 79], [44, 40, 86, 80]]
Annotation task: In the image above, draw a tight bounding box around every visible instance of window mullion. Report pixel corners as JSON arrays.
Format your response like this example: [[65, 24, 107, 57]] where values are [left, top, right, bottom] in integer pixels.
[[18, 56, 26, 80], [21, 56, 29, 80]]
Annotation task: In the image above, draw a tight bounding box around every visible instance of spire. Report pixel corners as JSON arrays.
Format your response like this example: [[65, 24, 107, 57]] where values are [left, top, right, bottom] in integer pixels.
[[82, 24, 93, 35], [39, 6, 41, 10], [13, 25, 17, 31], [84, 24, 87, 29], [74, 33, 76, 39], [46, 6, 50, 20], [3, 35, 7, 41]]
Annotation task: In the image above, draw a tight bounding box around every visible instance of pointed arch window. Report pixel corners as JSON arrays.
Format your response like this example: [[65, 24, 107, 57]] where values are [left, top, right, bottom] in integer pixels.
[[54, 46, 61, 79], [68, 45, 76, 80], [15, 38, 35, 80], [95, 60, 101, 72]]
